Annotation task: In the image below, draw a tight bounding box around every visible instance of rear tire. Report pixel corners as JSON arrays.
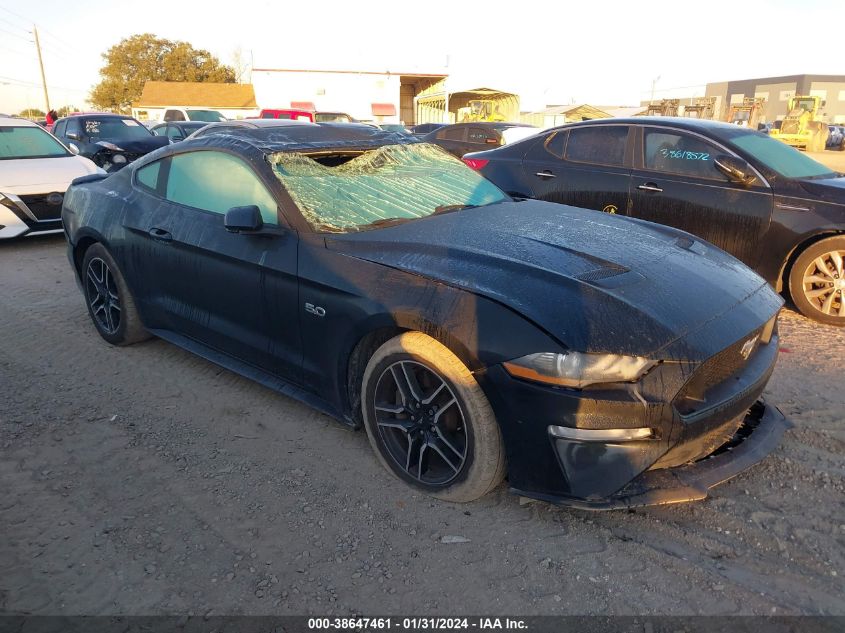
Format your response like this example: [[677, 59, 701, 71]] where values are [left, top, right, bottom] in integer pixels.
[[788, 236, 845, 326], [81, 243, 150, 345], [361, 332, 506, 502]]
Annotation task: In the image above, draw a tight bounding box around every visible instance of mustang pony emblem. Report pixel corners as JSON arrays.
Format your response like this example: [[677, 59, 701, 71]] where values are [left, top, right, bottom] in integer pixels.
[[740, 335, 760, 360]]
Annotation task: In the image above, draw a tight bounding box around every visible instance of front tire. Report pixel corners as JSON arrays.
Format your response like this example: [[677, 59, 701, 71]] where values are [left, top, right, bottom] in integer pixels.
[[81, 243, 150, 345], [788, 236, 845, 326], [361, 332, 506, 502]]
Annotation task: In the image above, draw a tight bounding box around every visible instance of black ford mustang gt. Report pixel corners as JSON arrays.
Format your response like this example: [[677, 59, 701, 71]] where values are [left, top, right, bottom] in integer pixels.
[[62, 125, 789, 509]]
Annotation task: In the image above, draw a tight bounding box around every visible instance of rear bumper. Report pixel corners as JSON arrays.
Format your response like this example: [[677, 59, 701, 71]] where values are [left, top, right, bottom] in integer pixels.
[[511, 399, 790, 510]]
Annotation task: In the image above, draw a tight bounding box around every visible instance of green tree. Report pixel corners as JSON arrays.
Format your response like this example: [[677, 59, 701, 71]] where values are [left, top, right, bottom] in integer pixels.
[[17, 108, 45, 118], [89, 33, 235, 112]]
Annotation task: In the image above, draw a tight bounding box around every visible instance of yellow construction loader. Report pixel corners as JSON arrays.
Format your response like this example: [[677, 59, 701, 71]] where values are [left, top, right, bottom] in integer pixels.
[[770, 95, 829, 152], [457, 100, 507, 123], [726, 97, 766, 129]]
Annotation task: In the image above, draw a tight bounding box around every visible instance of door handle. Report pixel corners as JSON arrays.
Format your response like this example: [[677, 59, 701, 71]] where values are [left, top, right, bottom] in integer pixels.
[[535, 171, 556, 179], [148, 227, 172, 242], [637, 183, 663, 193]]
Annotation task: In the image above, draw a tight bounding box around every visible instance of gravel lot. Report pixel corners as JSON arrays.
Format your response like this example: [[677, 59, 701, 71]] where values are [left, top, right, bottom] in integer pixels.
[[1, 235, 843, 617]]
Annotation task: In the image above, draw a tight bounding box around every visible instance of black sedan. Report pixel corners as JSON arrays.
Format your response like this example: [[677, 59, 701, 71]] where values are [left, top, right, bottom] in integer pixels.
[[52, 114, 168, 172], [62, 125, 788, 509], [422, 122, 537, 158], [465, 117, 845, 325]]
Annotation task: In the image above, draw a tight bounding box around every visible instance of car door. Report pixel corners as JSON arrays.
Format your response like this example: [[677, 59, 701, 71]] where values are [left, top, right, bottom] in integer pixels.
[[128, 149, 302, 382], [520, 124, 632, 214], [628, 126, 774, 267]]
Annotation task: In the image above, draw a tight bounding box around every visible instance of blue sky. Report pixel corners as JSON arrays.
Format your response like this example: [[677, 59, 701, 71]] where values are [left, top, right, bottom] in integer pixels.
[[1, 0, 842, 114]]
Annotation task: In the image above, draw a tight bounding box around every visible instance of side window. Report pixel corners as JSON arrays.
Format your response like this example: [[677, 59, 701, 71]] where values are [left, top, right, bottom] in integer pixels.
[[438, 127, 465, 141], [151, 126, 167, 137], [165, 151, 278, 224], [66, 118, 82, 137], [467, 127, 497, 144], [166, 125, 184, 141], [565, 126, 628, 166], [136, 160, 162, 193], [53, 120, 67, 137], [644, 130, 726, 180], [544, 130, 568, 158], [261, 112, 276, 119]]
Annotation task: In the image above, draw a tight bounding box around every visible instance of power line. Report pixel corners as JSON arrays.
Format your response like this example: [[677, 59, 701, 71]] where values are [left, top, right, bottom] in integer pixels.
[[0, 5, 75, 53], [0, 25, 31, 42]]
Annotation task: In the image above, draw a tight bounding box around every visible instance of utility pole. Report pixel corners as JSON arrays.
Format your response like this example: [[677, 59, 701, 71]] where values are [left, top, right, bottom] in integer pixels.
[[33, 26, 50, 114]]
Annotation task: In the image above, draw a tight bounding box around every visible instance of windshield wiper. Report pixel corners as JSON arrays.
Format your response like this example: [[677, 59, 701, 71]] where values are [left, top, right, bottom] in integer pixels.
[[354, 217, 411, 231]]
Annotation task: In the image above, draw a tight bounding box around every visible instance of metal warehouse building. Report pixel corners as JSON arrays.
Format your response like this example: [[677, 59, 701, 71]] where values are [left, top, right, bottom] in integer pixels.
[[705, 74, 845, 124]]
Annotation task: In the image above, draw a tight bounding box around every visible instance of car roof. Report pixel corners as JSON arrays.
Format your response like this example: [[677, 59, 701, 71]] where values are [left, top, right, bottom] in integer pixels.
[[180, 122, 419, 154], [556, 116, 764, 136]]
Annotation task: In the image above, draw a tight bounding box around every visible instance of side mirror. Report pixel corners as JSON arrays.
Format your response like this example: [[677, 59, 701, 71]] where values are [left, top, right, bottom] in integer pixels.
[[714, 154, 757, 186], [224, 205, 263, 233], [68, 143, 80, 155], [67, 131, 81, 141]]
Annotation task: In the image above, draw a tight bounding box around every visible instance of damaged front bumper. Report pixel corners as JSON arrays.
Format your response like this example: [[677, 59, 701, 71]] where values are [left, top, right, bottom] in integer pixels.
[[511, 400, 791, 510]]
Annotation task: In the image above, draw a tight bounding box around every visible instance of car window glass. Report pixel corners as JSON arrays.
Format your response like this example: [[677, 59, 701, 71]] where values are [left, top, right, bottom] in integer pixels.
[[54, 120, 66, 137], [565, 126, 627, 166], [166, 151, 278, 224], [136, 160, 162, 192], [439, 127, 465, 141], [166, 125, 183, 140], [66, 118, 81, 136], [544, 131, 568, 158], [261, 112, 275, 119], [467, 127, 497, 144], [151, 126, 166, 136], [644, 130, 726, 180]]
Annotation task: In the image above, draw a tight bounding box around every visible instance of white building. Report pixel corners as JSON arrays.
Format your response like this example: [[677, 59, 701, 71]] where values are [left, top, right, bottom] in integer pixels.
[[250, 68, 446, 124]]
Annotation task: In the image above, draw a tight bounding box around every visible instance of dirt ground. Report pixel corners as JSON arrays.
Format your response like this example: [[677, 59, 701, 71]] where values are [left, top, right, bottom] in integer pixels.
[[1, 236, 843, 617], [810, 149, 845, 173]]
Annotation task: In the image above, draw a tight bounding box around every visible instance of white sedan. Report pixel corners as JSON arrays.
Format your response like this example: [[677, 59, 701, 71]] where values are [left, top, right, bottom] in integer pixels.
[[0, 117, 103, 239]]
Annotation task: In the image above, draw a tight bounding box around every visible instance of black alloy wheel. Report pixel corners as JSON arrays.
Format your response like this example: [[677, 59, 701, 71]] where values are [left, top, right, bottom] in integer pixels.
[[85, 256, 121, 335], [373, 360, 468, 486]]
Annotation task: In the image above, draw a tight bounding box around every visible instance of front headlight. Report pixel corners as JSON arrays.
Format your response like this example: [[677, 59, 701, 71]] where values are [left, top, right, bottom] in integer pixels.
[[503, 352, 657, 388], [111, 154, 127, 165]]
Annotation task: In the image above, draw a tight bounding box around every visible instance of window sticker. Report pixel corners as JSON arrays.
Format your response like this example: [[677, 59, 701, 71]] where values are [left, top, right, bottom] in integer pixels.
[[659, 148, 710, 161], [122, 119, 139, 126]]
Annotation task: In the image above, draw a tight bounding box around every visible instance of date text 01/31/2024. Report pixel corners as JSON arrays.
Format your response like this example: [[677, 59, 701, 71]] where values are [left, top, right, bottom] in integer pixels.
[[307, 618, 528, 630]]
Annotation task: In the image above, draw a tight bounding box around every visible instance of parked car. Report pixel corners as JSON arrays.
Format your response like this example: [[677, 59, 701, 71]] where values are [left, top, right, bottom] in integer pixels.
[[466, 117, 845, 325], [257, 108, 315, 122], [411, 123, 447, 135], [826, 125, 845, 150], [52, 114, 169, 172], [422, 122, 537, 158], [313, 111, 355, 123], [62, 123, 788, 508], [150, 121, 208, 143], [162, 108, 227, 123], [0, 117, 102, 239]]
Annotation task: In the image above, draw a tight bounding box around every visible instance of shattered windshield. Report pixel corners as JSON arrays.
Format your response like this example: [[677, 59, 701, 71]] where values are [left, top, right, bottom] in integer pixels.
[[269, 143, 508, 232]]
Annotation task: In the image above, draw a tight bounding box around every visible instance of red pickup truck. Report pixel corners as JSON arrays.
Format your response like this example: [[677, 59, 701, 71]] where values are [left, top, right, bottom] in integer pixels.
[[257, 109, 355, 123]]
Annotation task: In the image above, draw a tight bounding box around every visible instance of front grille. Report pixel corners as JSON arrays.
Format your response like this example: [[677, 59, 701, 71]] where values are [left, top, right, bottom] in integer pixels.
[[19, 193, 64, 221], [674, 326, 764, 415]]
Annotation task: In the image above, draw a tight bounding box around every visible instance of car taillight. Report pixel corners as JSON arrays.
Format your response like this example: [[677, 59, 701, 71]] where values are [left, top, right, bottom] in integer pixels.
[[462, 158, 489, 170]]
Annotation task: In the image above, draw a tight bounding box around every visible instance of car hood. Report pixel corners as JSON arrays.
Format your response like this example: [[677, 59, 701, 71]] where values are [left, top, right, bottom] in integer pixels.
[[0, 155, 101, 193], [326, 200, 781, 358], [798, 176, 845, 204], [91, 137, 169, 153]]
